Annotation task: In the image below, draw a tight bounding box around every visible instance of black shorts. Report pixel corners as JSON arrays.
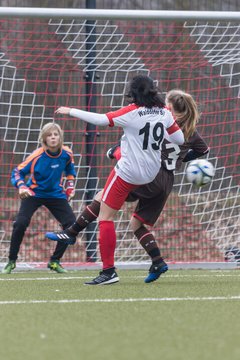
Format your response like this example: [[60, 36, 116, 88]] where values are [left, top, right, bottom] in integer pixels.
[[15, 196, 76, 229], [126, 167, 174, 226]]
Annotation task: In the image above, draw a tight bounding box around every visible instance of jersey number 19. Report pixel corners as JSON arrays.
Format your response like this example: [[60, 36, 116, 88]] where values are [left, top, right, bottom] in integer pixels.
[[139, 122, 164, 150]]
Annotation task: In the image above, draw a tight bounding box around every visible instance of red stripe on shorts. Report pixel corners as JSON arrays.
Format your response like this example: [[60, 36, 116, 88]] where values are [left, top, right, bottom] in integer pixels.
[[102, 169, 139, 210]]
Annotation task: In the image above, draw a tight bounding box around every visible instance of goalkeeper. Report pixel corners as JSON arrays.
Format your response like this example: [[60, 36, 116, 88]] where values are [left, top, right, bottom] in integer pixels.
[[46, 89, 209, 283], [2, 122, 76, 274]]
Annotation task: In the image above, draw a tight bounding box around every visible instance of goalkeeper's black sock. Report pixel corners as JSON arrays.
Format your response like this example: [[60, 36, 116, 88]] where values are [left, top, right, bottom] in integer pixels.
[[68, 200, 101, 235], [134, 225, 163, 264]]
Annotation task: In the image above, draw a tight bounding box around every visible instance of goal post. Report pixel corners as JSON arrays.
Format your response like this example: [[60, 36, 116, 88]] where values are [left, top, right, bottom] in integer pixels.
[[0, 8, 239, 268]]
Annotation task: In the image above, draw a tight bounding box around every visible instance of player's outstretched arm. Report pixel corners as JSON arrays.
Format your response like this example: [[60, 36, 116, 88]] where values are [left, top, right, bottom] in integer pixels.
[[55, 107, 71, 114], [55, 107, 109, 126], [167, 127, 184, 145]]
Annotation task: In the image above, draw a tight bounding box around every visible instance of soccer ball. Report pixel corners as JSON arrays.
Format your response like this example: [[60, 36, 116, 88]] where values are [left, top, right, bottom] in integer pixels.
[[186, 159, 215, 187]]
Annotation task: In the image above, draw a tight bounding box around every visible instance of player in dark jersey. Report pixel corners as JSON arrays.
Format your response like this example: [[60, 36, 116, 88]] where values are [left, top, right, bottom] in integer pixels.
[[2, 122, 76, 274], [46, 89, 209, 283]]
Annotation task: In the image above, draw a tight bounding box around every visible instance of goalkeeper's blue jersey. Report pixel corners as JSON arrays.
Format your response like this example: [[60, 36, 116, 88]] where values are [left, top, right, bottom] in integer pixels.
[[11, 146, 76, 199]]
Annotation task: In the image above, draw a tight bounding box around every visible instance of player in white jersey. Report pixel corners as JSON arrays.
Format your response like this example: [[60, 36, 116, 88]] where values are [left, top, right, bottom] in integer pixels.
[[104, 103, 180, 185], [52, 75, 184, 285]]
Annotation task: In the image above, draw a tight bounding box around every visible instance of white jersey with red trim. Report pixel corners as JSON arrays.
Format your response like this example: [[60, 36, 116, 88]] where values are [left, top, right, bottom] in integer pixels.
[[106, 104, 183, 185]]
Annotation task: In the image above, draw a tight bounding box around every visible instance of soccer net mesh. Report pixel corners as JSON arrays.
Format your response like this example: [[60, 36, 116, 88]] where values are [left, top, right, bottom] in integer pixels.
[[0, 16, 239, 265]]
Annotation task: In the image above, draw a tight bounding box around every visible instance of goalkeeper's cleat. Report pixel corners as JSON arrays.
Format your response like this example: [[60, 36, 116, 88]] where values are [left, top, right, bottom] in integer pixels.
[[45, 230, 76, 245], [2, 260, 16, 274], [85, 269, 119, 285], [106, 143, 121, 160], [47, 260, 67, 274], [144, 260, 168, 283]]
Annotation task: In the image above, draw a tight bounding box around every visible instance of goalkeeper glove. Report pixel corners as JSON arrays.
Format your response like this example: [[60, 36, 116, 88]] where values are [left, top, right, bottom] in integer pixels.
[[65, 180, 75, 201], [18, 185, 35, 199]]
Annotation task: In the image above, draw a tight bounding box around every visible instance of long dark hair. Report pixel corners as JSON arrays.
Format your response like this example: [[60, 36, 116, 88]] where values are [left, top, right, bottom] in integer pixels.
[[126, 74, 165, 108]]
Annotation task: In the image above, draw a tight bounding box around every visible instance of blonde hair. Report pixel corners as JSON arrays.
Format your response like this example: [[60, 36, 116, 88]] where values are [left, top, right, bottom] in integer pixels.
[[39, 122, 63, 149], [166, 89, 200, 141]]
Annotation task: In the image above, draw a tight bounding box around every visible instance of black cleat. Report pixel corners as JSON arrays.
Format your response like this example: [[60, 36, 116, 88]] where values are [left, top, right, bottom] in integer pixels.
[[85, 270, 119, 285], [106, 143, 121, 159]]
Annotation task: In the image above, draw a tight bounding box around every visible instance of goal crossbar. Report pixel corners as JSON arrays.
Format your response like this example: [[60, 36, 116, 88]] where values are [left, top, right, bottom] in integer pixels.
[[0, 7, 240, 21]]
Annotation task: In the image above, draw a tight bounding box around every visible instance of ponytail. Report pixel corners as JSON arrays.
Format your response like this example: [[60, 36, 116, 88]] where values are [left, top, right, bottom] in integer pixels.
[[166, 90, 199, 140]]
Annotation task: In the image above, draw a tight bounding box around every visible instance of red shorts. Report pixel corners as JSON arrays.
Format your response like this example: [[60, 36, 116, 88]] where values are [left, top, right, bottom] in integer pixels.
[[102, 169, 139, 210]]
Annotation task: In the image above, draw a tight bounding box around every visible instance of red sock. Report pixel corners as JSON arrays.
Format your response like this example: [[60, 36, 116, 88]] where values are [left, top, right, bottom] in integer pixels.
[[99, 220, 116, 269], [114, 147, 121, 160]]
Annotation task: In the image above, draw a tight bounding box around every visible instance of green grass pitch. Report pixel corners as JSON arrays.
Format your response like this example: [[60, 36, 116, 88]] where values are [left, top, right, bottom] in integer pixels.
[[0, 269, 239, 360]]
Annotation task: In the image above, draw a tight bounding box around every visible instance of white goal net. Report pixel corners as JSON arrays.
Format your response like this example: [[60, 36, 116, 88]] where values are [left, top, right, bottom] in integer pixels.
[[0, 10, 239, 266]]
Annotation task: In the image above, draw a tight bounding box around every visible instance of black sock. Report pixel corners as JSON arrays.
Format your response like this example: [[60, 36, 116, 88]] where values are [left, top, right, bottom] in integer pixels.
[[134, 225, 163, 264], [68, 200, 101, 235]]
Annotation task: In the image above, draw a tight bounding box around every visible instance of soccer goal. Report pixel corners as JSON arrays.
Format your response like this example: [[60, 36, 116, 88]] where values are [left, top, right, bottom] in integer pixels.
[[0, 8, 239, 269]]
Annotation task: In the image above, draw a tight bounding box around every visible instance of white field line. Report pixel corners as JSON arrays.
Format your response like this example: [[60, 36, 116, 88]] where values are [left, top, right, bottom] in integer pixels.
[[0, 276, 90, 281], [0, 296, 240, 305], [0, 273, 240, 281]]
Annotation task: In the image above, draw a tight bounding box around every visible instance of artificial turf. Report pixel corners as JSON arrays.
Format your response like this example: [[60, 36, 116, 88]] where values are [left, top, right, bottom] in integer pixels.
[[0, 269, 239, 360]]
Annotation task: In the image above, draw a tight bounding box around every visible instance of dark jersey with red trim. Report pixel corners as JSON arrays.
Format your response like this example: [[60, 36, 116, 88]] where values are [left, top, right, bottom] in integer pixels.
[[161, 130, 209, 171]]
